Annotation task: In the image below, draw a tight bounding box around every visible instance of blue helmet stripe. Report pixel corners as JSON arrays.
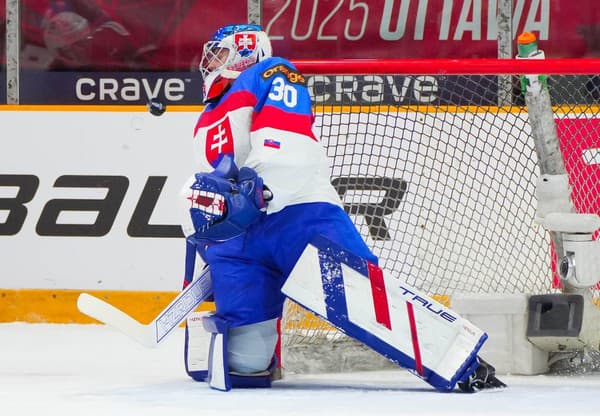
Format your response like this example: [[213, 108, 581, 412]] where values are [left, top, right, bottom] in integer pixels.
[[211, 24, 263, 41]]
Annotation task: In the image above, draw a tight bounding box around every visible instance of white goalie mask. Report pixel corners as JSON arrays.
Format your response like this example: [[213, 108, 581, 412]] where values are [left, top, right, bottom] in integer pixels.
[[200, 24, 272, 103]]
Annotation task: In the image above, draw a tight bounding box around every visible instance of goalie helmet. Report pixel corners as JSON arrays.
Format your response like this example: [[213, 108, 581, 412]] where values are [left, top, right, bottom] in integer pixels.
[[200, 24, 272, 103]]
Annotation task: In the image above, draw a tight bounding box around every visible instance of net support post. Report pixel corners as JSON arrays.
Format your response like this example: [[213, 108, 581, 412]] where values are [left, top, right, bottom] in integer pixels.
[[517, 32, 585, 297]]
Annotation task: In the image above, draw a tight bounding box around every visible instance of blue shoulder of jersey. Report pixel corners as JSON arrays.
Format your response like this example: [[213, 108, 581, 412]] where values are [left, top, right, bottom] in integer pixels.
[[239, 56, 301, 85], [232, 57, 307, 96]]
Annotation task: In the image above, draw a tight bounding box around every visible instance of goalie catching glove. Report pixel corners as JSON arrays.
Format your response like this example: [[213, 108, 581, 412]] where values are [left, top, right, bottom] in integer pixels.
[[184, 154, 272, 244]]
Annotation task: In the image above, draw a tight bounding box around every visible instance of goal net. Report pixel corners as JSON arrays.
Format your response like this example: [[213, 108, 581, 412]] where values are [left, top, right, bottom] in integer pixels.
[[280, 58, 600, 374]]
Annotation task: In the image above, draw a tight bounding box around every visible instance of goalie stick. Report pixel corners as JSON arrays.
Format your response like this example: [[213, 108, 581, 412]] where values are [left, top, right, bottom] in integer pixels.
[[79, 154, 264, 349], [77, 266, 212, 348]]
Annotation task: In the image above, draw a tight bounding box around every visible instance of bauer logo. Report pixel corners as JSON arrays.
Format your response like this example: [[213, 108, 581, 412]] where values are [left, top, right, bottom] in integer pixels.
[[19, 71, 203, 104], [0, 174, 184, 238], [0, 174, 403, 239]]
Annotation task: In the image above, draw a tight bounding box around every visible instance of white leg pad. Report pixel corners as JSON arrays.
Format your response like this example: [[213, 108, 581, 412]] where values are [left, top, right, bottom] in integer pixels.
[[185, 312, 212, 375], [281, 236, 487, 392]]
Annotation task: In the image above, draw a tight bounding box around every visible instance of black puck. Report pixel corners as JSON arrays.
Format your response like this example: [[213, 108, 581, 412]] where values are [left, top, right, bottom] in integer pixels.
[[147, 98, 166, 116]]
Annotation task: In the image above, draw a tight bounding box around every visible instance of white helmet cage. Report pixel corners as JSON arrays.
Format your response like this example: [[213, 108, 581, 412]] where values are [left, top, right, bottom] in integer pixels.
[[200, 24, 272, 102]]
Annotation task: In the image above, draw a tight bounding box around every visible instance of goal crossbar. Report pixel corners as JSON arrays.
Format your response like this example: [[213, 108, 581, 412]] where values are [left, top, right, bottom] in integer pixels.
[[292, 58, 600, 75]]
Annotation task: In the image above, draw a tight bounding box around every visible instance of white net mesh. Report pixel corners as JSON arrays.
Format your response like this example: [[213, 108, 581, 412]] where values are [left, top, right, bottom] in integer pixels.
[[281, 68, 600, 374]]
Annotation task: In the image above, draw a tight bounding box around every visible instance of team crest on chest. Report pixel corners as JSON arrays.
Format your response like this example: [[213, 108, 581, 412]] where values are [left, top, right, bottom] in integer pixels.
[[205, 117, 235, 167]]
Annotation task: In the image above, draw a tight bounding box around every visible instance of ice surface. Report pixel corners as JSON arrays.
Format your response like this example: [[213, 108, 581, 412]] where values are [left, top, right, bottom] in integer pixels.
[[2, 323, 600, 416]]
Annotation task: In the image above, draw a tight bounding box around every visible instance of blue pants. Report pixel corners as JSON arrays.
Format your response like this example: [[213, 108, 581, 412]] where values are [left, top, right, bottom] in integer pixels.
[[202, 202, 377, 327]]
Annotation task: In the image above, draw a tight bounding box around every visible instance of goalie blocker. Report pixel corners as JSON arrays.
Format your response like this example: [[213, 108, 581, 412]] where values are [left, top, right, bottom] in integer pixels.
[[281, 235, 505, 392]]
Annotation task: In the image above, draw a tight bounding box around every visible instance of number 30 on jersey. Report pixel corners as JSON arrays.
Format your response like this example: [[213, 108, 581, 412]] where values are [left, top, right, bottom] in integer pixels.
[[268, 77, 298, 107]]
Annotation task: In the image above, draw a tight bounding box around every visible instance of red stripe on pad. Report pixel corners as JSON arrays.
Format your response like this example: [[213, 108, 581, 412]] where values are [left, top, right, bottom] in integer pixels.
[[406, 302, 424, 376], [367, 261, 392, 330]]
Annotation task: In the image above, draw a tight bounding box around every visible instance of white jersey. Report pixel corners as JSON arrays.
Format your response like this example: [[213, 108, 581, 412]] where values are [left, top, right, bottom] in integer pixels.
[[192, 57, 342, 214]]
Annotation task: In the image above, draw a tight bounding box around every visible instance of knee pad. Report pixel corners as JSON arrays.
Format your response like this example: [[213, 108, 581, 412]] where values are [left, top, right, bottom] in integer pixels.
[[228, 318, 279, 374], [184, 313, 278, 391]]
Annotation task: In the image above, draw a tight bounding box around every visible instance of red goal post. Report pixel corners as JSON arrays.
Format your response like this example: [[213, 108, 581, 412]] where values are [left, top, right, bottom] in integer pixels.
[[278, 58, 600, 374], [293, 58, 600, 75]]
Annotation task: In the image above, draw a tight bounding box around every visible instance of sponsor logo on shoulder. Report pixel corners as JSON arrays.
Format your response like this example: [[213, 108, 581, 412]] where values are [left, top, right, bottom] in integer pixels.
[[262, 64, 306, 85]]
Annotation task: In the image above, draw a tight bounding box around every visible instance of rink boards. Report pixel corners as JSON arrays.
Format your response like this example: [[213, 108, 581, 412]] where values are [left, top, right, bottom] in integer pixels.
[[0, 105, 597, 322]]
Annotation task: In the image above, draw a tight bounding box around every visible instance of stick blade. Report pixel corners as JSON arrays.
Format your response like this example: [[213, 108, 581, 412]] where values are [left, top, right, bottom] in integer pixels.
[[77, 293, 157, 348]]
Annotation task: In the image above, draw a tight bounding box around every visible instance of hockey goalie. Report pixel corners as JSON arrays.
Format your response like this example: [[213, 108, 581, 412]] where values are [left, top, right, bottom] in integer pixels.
[[180, 23, 506, 393]]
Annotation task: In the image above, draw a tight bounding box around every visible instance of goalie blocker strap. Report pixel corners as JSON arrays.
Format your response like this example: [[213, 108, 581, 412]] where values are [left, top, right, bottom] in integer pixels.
[[281, 235, 487, 392]]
